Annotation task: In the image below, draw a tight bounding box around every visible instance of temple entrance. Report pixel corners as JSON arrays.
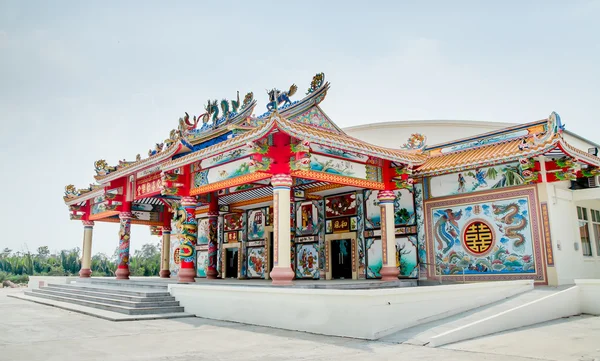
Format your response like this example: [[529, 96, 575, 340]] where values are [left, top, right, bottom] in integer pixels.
[[225, 248, 238, 278], [331, 239, 352, 279]]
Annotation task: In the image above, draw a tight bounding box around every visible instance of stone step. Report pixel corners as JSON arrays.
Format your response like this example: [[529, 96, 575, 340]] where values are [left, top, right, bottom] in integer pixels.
[[24, 291, 185, 315], [8, 293, 193, 322], [47, 283, 171, 297], [45, 284, 175, 302], [32, 288, 181, 308], [77, 278, 171, 290]]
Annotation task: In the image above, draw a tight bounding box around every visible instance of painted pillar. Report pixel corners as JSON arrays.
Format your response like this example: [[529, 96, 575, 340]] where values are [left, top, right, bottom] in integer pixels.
[[378, 190, 400, 281], [115, 211, 133, 280], [79, 220, 94, 278], [159, 225, 172, 278], [178, 196, 198, 283], [207, 193, 219, 279], [269, 174, 295, 285]]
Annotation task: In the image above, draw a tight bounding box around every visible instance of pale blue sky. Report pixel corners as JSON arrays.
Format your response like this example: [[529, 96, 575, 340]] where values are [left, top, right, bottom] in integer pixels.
[[1, 0, 598, 256]]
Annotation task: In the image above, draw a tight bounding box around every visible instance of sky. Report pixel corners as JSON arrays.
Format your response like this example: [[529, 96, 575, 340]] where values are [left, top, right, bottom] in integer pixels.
[[0, 0, 599, 256]]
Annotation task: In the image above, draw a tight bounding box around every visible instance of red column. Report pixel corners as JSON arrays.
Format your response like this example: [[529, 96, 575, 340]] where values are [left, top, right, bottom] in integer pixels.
[[178, 196, 198, 283], [207, 193, 219, 279], [115, 211, 133, 280]]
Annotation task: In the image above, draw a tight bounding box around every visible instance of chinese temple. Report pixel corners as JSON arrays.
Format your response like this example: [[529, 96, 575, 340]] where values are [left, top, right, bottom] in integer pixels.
[[63, 73, 600, 286]]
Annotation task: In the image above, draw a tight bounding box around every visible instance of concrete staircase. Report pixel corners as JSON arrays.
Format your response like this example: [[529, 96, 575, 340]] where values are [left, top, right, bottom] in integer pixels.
[[14, 278, 192, 321]]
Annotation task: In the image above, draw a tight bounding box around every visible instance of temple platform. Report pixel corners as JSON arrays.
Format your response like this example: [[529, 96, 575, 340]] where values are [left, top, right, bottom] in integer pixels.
[[73, 277, 420, 289]]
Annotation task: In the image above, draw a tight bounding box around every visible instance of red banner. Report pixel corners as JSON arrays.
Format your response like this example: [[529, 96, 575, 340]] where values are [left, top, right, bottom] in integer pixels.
[[135, 173, 162, 199]]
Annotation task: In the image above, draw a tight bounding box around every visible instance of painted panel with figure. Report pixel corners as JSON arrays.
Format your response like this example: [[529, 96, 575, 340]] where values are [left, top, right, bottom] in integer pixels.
[[429, 162, 525, 198], [295, 201, 319, 236], [365, 238, 382, 278], [425, 186, 545, 282], [296, 243, 319, 279], [247, 208, 266, 240], [396, 236, 418, 278], [247, 247, 266, 278]]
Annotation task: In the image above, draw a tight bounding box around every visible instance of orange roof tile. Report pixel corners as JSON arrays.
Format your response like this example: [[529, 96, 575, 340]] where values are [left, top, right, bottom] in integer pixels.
[[415, 137, 555, 176]]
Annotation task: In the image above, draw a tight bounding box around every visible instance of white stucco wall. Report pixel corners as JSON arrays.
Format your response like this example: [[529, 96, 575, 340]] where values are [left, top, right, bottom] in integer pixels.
[[344, 120, 514, 149], [544, 182, 600, 285], [170, 280, 532, 340]]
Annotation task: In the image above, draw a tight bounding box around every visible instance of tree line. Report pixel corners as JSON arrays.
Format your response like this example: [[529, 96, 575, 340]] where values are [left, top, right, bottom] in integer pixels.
[[0, 243, 162, 284]]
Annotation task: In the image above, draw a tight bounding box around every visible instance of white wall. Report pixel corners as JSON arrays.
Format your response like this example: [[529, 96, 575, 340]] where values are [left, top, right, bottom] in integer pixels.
[[170, 280, 532, 340], [545, 182, 600, 284], [344, 120, 512, 149], [575, 279, 600, 315]]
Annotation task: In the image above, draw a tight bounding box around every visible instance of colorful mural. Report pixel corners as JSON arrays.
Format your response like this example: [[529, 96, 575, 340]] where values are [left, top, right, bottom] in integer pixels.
[[414, 183, 427, 277], [429, 194, 536, 276], [311, 143, 369, 162], [366, 238, 382, 278], [364, 189, 415, 229], [196, 251, 208, 277], [296, 243, 319, 279], [309, 154, 367, 179], [291, 107, 338, 132], [429, 162, 525, 198], [325, 193, 357, 218], [197, 218, 209, 245], [194, 157, 265, 187], [247, 208, 266, 240], [247, 247, 265, 278], [223, 213, 243, 231], [396, 236, 418, 278], [393, 189, 415, 226], [356, 192, 366, 278], [200, 146, 249, 169]]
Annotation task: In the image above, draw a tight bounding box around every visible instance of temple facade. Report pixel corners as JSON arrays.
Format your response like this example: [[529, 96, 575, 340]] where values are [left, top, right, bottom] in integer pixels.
[[63, 73, 600, 286]]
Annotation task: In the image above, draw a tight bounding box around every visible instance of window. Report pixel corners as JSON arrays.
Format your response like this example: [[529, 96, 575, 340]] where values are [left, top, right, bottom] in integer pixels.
[[591, 209, 600, 257], [577, 206, 592, 256]]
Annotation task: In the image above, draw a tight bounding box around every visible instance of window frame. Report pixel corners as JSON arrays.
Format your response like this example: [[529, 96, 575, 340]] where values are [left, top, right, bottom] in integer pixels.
[[591, 209, 600, 258], [577, 206, 593, 257]]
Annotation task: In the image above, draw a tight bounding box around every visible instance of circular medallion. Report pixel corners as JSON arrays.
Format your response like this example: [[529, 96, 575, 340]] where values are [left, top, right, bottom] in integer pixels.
[[461, 219, 495, 256]]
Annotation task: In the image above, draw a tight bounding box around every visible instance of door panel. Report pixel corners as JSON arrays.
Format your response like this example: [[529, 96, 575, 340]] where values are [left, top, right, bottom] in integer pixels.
[[331, 240, 352, 279]]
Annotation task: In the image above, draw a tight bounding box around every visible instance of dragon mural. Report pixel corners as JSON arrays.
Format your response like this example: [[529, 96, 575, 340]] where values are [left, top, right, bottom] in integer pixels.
[[493, 203, 528, 251], [434, 209, 462, 254]]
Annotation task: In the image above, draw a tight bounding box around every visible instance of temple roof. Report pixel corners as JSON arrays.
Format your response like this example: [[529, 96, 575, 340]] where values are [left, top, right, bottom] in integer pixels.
[[414, 137, 552, 176], [414, 112, 600, 177], [162, 112, 425, 172]]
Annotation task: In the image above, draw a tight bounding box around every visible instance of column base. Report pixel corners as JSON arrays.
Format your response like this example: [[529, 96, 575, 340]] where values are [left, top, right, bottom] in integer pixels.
[[270, 266, 294, 286], [79, 268, 92, 278], [178, 268, 196, 283], [380, 266, 400, 281], [159, 269, 171, 278], [206, 269, 219, 279], [115, 267, 130, 280]]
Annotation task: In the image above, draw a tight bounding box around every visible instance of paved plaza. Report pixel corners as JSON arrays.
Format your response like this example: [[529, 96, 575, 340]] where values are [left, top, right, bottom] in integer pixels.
[[0, 288, 598, 361]]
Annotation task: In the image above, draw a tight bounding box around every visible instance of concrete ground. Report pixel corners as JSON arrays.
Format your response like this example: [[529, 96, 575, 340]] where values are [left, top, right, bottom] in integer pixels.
[[0, 288, 598, 361]]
